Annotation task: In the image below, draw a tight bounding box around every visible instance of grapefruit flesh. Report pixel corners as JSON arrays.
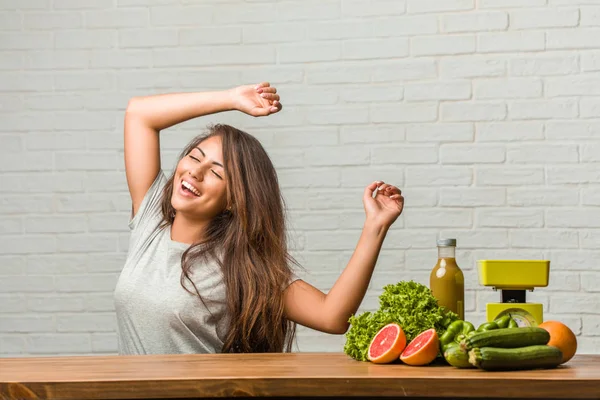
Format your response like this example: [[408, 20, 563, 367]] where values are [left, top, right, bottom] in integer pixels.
[[367, 323, 407, 364], [538, 320, 577, 364], [400, 328, 439, 366]]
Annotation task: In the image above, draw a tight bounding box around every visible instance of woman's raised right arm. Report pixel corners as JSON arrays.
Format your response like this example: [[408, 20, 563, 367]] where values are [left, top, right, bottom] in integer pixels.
[[123, 82, 281, 216]]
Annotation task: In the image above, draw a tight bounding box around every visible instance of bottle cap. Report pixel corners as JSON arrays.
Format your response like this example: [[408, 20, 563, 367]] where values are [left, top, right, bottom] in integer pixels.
[[437, 238, 456, 247]]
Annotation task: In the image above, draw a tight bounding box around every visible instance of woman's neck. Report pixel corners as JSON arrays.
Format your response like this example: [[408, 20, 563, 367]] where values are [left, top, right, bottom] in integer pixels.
[[170, 213, 207, 245]]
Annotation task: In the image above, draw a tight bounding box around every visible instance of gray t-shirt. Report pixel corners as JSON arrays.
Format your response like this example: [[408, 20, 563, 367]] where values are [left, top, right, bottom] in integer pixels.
[[114, 171, 229, 355]]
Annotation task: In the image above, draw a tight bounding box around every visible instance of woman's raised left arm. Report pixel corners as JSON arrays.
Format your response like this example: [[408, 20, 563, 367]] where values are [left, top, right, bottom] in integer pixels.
[[283, 181, 404, 334]]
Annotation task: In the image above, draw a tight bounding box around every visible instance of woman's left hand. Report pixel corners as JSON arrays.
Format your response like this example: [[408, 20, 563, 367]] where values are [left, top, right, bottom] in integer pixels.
[[363, 181, 404, 229]]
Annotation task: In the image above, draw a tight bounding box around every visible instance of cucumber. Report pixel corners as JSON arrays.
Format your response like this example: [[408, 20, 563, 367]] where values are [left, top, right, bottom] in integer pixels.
[[443, 343, 474, 369], [468, 345, 563, 371], [461, 327, 549, 351]]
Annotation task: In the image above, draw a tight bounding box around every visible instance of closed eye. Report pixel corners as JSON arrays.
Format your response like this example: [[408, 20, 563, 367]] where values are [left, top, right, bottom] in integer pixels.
[[189, 154, 223, 179]]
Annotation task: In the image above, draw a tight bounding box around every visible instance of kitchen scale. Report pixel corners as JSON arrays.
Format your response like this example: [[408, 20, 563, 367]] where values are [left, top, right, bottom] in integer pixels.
[[477, 260, 550, 327]]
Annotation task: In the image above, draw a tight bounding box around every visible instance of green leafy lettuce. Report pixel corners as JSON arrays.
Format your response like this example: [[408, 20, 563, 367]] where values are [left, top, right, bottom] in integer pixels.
[[343, 280, 459, 361]]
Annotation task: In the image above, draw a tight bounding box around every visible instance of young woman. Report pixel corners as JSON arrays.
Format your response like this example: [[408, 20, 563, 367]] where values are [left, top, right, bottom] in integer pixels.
[[114, 82, 404, 355]]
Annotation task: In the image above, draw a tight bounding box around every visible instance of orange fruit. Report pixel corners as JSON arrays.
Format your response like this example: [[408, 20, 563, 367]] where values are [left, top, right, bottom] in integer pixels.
[[367, 323, 407, 364], [399, 328, 439, 366], [538, 320, 578, 364]]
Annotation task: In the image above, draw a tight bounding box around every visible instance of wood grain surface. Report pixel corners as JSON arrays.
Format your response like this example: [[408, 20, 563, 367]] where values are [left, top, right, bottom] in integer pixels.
[[1, 353, 599, 400]]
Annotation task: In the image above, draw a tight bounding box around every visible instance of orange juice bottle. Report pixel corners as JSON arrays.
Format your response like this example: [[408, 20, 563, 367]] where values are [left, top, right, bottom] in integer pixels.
[[430, 238, 464, 320]]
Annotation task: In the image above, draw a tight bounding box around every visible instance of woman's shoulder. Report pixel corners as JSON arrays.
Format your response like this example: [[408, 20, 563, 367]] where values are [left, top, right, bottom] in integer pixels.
[[128, 170, 168, 231]]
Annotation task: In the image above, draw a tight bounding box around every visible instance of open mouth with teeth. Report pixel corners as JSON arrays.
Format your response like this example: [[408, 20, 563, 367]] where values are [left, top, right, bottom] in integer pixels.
[[181, 180, 200, 196]]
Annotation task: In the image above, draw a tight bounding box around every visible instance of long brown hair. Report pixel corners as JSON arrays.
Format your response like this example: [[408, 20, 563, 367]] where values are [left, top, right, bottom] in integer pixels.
[[159, 124, 298, 353]]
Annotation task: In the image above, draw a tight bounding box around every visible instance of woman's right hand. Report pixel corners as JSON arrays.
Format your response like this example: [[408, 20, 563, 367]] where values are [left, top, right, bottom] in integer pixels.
[[230, 82, 282, 117]]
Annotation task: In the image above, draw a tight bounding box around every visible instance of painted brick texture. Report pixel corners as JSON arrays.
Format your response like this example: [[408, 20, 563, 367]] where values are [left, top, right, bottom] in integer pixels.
[[1, 1, 599, 356]]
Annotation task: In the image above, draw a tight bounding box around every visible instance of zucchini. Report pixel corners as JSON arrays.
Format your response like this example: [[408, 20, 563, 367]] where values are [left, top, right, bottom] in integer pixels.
[[461, 327, 549, 351], [468, 345, 563, 371], [443, 343, 474, 369]]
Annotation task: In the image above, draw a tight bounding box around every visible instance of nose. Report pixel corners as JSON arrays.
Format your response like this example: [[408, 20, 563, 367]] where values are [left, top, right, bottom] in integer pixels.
[[188, 168, 203, 182], [188, 161, 208, 181]]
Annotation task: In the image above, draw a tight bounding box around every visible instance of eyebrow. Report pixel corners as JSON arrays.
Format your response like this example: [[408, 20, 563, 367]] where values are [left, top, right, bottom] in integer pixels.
[[195, 147, 224, 168]]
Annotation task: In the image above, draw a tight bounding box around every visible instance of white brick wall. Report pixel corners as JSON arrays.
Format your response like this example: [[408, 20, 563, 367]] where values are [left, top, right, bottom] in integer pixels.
[[2, 0, 600, 357]]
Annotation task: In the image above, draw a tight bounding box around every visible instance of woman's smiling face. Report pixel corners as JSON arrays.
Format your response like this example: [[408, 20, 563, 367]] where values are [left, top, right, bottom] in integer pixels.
[[171, 135, 228, 220]]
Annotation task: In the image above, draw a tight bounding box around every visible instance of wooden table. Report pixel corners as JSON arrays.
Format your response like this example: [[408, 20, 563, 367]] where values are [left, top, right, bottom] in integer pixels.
[[1, 353, 599, 400]]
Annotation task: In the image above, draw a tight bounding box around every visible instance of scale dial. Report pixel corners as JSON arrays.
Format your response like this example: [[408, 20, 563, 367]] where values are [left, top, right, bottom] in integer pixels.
[[495, 308, 538, 327]]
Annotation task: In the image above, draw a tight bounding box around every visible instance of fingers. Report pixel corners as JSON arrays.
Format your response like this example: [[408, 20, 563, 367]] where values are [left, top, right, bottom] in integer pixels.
[[368, 181, 403, 199], [254, 82, 281, 115], [260, 93, 280, 101], [374, 182, 401, 195], [256, 83, 277, 94], [255, 82, 270, 90], [259, 87, 277, 94], [252, 100, 282, 117], [382, 185, 402, 197], [380, 183, 404, 212], [364, 180, 383, 199], [392, 195, 404, 213], [270, 100, 282, 113]]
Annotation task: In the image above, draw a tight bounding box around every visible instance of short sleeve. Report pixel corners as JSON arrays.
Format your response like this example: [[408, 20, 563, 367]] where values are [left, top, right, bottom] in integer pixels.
[[128, 170, 168, 232]]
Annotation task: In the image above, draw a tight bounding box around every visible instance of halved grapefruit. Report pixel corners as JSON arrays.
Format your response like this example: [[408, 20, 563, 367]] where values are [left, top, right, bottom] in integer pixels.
[[399, 328, 439, 366], [367, 323, 407, 364]]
